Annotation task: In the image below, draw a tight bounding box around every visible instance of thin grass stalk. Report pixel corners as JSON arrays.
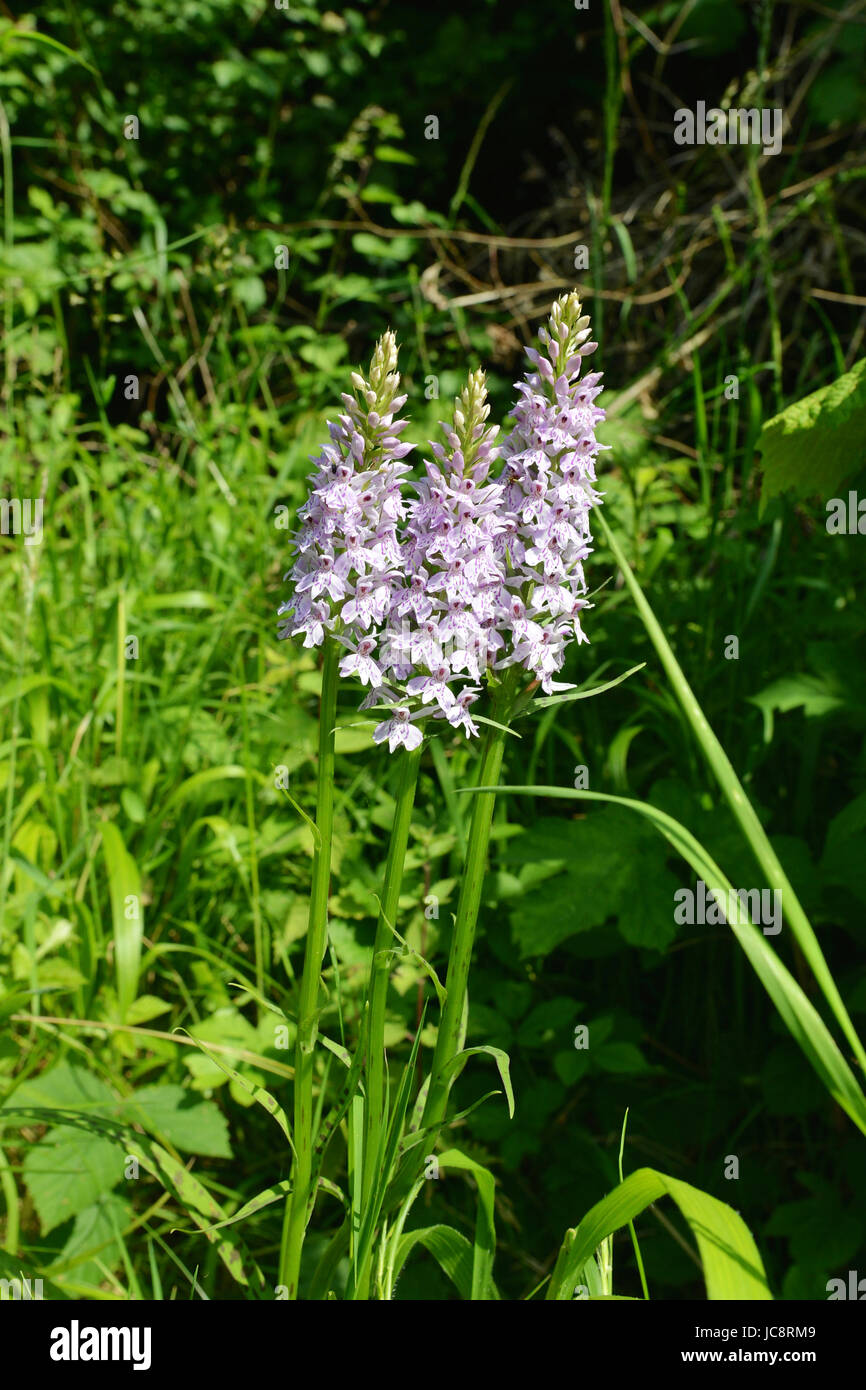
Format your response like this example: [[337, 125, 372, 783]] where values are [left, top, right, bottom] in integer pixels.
[[279, 637, 339, 1297], [354, 742, 423, 1298], [362, 743, 424, 1201], [420, 711, 509, 1138]]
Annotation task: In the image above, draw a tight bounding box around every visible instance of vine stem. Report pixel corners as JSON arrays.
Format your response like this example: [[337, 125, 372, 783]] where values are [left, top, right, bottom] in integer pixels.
[[279, 637, 339, 1298]]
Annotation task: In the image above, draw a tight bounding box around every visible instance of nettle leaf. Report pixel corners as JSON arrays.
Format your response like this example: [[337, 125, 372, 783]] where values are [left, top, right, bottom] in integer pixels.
[[749, 673, 845, 743], [60, 1193, 130, 1287], [516, 996, 580, 1048], [617, 858, 681, 951], [758, 357, 866, 509], [766, 1183, 863, 1270], [122, 1085, 231, 1159], [821, 791, 866, 907], [22, 1127, 125, 1234], [8, 1062, 120, 1117], [7, 1063, 231, 1159], [505, 808, 681, 958], [505, 816, 627, 956]]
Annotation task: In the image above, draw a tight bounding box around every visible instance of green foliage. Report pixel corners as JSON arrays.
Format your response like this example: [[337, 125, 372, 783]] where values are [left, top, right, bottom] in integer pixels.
[[549, 1166, 773, 1301], [758, 359, 866, 508], [1, 0, 865, 1303]]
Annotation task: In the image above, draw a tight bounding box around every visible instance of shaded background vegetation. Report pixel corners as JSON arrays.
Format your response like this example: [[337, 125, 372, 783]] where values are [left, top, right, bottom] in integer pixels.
[[1, 0, 865, 1299]]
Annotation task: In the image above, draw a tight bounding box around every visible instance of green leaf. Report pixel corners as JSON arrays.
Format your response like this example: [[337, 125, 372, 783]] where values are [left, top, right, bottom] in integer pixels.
[[598, 512, 866, 1085], [125, 994, 171, 1025], [351, 233, 416, 261], [122, 1131, 253, 1288], [549, 1167, 772, 1300], [122, 1085, 231, 1159], [758, 357, 866, 508], [22, 1127, 124, 1234], [0, 1249, 69, 1301], [373, 145, 416, 164], [175, 1027, 292, 1151], [6, 1063, 232, 1159], [173, 1179, 292, 1237], [393, 1224, 475, 1299], [504, 808, 678, 957], [749, 673, 845, 743], [441, 1044, 515, 1118], [6, 1062, 118, 1115], [516, 997, 579, 1048], [526, 663, 645, 711], [490, 784, 866, 1136], [504, 816, 627, 955], [594, 1041, 651, 1074], [617, 858, 681, 951], [58, 1194, 130, 1287], [437, 1149, 498, 1300]]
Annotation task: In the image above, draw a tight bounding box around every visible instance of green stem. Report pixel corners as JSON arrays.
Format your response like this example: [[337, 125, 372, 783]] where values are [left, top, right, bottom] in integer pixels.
[[421, 712, 509, 1137], [0, 1136, 20, 1256], [353, 742, 422, 1299], [279, 637, 339, 1298], [362, 743, 423, 1201]]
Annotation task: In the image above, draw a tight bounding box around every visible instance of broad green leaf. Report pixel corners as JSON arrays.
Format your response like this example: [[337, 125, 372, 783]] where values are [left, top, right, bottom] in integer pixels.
[[549, 1167, 772, 1301], [122, 1085, 231, 1159], [22, 1126, 124, 1233], [749, 673, 845, 742], [55, 1194, 130, 1287], [393, 1224, 475, 1300], [758, 357, 866, 508], [7, 1063, 232, 1158], [5, 1062, 117, 1115]]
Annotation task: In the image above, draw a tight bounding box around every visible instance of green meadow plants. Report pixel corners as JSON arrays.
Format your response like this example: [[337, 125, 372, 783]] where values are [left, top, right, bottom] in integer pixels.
[[255, 292, 864, 1299], [3, 0, 866, 1311]]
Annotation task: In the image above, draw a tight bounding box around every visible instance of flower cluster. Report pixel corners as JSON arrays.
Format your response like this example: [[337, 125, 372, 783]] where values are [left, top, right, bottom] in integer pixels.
[[369, 370, 506, 750], [279, 295, 607, 750], [496, 291, 606, 694], [277, 331, 413, 657]]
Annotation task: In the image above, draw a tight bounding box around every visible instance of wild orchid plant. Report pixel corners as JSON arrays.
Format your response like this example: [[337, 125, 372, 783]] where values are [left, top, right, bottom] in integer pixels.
[[277, 292, 610, 1296], [274, 293, 864, 1301]]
